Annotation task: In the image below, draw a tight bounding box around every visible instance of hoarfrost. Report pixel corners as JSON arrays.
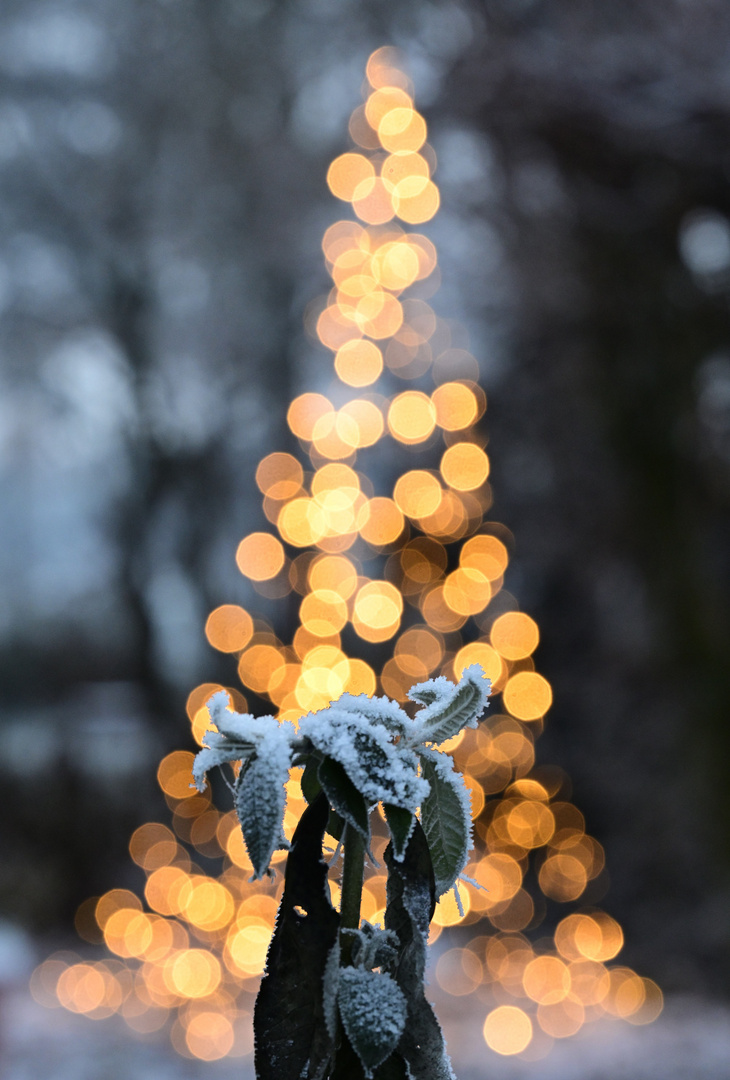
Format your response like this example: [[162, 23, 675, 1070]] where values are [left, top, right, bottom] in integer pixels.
[[299, 704, 429, 811]]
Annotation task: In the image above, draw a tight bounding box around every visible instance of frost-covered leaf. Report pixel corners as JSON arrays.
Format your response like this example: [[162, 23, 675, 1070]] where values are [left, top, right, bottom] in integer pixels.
[[409, 664, 490, 746], [383, 804, 415, 863], [193, 694, 296, 793], [254, 793, 339, 1080], [384, 825, 455, 1080], [338, 969, 407, 1077], [192, 732, 253, 793], [419, 751, 473, 899], [299, 707, 428, 812], [318, 756, 370, 840], [235, 723, 294, 879]]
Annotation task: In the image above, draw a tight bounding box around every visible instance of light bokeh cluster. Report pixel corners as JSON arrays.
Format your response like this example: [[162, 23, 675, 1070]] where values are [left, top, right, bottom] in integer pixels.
[[34, 47, 661, 1062]]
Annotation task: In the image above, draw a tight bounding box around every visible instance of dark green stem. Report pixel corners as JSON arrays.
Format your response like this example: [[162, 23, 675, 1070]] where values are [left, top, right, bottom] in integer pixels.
[[339, 824, 365, 966]]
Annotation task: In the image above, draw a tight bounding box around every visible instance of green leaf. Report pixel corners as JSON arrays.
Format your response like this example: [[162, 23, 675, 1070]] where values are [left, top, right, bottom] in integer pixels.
[[254, 793, 339, 1080], [413, 667, 489, 745], [383, 804, 415, 863], [318, 756, 370, 841], [337, 969, 407, 1078], [419, 753, 472, 898], [301, 756, 323, 805], [235, 749, 289, 879]]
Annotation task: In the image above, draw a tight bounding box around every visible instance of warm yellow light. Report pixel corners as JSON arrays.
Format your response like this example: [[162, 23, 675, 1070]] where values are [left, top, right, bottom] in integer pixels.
[[538, 853, 588, 902], [334, 339, 383, 386], [235, 533, 285, 582], [184, 1010, 235, 1061], [537, 997, 584, 1039], [371, 239, 421, 291], [308, 554, 358, 599], [255, 452, 304, 500], [327, 153, 376, 201], [482, 1005, 533, 1055], [395, 178, 440, 224], [157, 752, 197, 800], [352, 178, 397, 225], [522, 955, 571, 1004], [205, 605, 254, 653], [277, 498, 327, 547], [432, 382, 479, 431], [440, 442, 490, 491], [299, 589, 349, 637], [366, 47, 411, 92], [453, 641, 503, 685], [442, 567, 492, 616], [358, 496, 404, 546], [365, 86, 413, 129], [491, 611, 540, 660], [352, 580, 403, 641], [237, 643, 286, 695], [393, 470, 442, 518], [503, 671, 553, 720], [129, 823, 177, 871], [395, 627, 443, 675], [387, 391, 437, 444], [164, 949, 221, 999], [339, 399, 384, 447], [287, 392, 333, 440], [506, 800, 555, 848], [144, 867, 192, 917], [378, 107, 427, 154], [460, 533, 508, 580]]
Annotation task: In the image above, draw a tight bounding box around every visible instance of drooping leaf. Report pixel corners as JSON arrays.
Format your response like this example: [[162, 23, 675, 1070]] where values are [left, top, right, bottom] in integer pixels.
[[409, 664, 490, 746], [383, 803, 415, 863], [301, 755, 323, 804], [318, 756, 370, 840], [254, 793, 339, 1080], [337, 969, 407, 1078], [384, 824, 455, 1080], [235, 726, 293, 878], [419, 750, 473, 898]]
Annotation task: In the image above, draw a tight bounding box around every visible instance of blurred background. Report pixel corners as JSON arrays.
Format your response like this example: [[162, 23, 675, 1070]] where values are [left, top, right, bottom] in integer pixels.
[[2, 0, 730, 1076]]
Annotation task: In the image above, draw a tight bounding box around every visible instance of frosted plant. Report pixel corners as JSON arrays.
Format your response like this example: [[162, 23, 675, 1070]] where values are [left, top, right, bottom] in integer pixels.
[[193, 663, 490, 1080]]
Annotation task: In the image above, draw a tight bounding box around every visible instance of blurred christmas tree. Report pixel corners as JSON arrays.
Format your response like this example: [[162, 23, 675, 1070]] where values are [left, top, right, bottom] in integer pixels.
[[32, 47, 662, 1064]]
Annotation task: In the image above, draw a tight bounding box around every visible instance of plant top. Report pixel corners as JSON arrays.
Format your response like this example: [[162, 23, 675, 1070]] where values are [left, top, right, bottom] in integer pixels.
[[193, 663, 490, 1079]]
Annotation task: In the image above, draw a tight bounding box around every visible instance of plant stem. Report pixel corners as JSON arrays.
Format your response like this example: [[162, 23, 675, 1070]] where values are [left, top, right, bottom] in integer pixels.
[[339, 824, 365, 966]]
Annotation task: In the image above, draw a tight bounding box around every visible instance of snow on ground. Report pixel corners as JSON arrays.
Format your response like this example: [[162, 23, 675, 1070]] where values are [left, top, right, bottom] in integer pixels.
[[4, 984, 730, 1080]]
